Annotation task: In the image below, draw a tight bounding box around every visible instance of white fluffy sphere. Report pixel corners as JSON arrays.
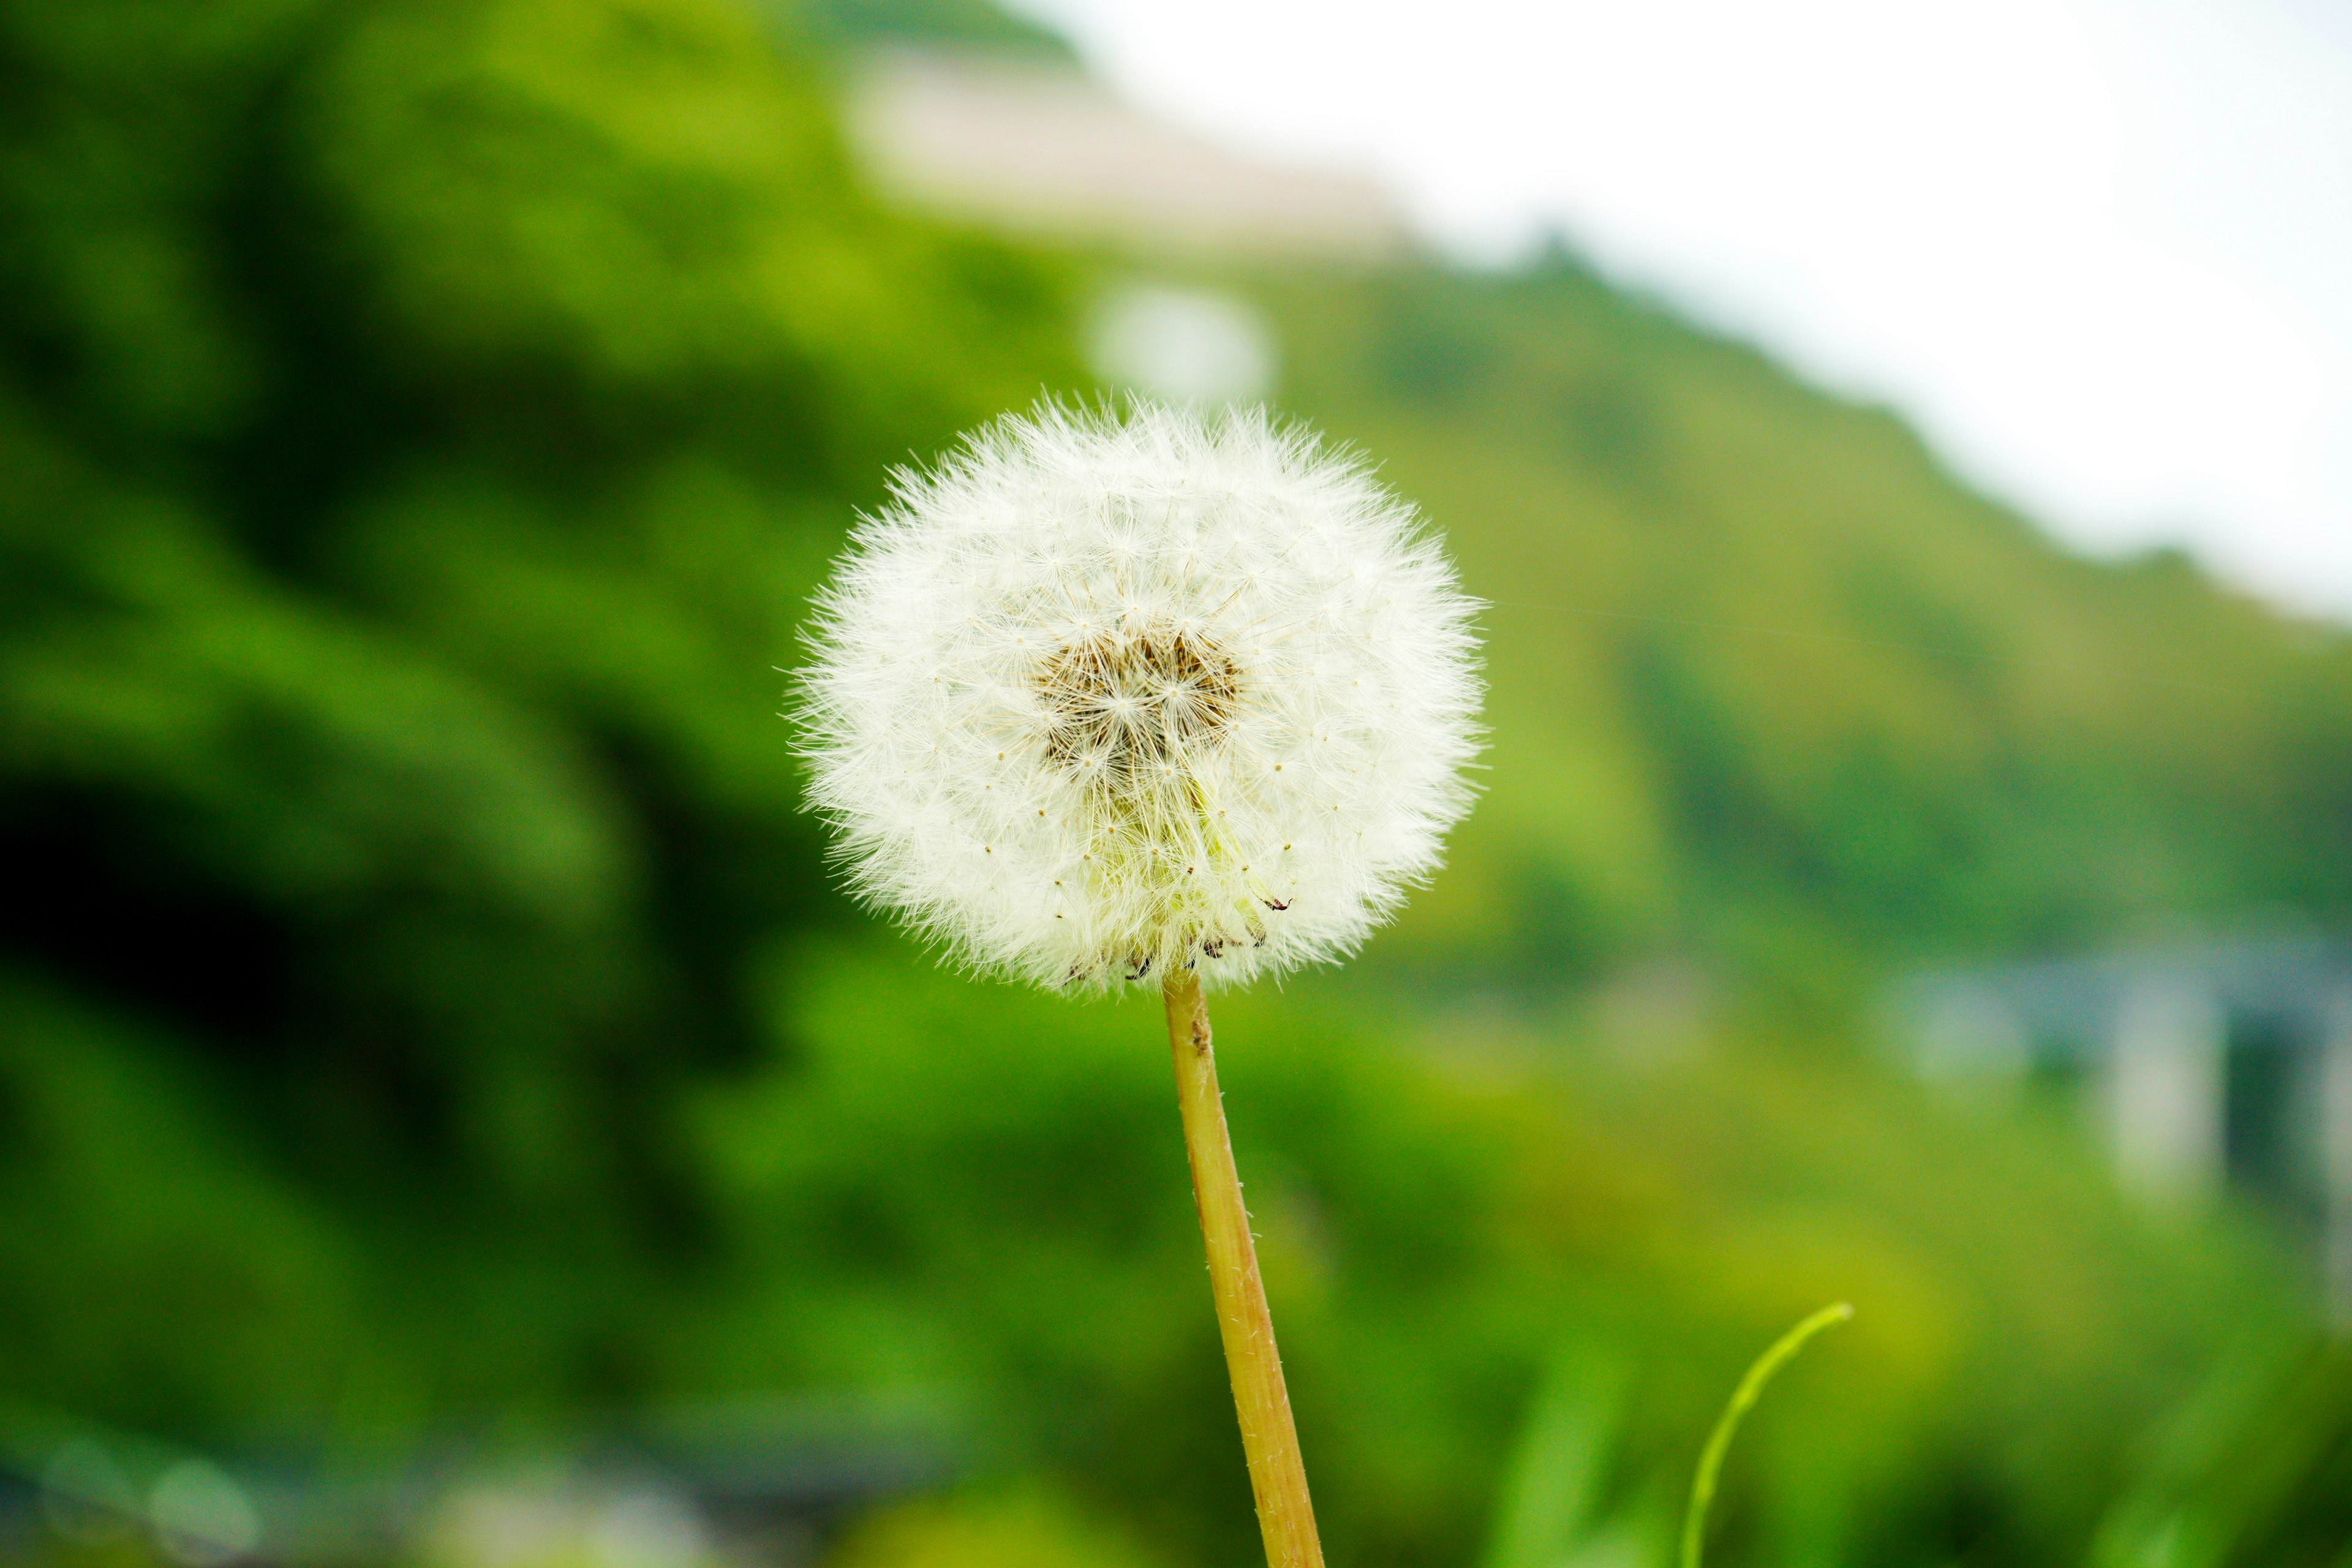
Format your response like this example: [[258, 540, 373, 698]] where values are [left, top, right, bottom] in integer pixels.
[[796, 402, 1482, 991]]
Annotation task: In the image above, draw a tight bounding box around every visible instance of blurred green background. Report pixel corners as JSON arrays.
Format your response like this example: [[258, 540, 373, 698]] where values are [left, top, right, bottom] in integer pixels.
[[4, 1, 2351, 1566]]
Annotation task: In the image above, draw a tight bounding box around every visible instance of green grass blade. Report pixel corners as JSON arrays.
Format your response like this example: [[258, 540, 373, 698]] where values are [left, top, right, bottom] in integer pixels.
[[1679, 1303, 1855, 1568], [1483, 1345, 1629, 1568]]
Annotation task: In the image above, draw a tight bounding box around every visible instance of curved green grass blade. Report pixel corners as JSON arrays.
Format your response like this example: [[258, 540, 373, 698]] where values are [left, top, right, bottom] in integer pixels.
[[1679, 1302, 1854, 1568]]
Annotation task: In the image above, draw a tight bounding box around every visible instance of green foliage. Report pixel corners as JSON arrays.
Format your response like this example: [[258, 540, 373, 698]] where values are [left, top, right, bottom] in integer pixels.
[[2, 1, 2351, 1566], [832, 1486, 1161, 1568], [790, 0, 1079, 61], [0, 0, 1079, 1430], [0, 976, 357, 1422]]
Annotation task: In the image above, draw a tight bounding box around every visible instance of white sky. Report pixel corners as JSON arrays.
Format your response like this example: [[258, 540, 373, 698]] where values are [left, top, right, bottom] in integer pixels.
[[1005, 0, 2352, 622]]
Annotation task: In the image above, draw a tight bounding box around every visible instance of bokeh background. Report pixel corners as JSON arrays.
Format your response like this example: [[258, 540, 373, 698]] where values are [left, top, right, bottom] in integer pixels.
[[3, 2, 2350, 1567]]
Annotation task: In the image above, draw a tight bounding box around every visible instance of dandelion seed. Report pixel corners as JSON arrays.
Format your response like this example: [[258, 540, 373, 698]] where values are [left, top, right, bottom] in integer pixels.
[[795, 401, 1480, 992]]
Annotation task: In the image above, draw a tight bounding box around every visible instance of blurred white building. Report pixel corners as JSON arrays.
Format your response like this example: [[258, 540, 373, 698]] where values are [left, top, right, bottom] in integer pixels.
[[850, 53, 1381, 405], [1897, 935, 2352, 1324], [845, 53, 1410, 260]]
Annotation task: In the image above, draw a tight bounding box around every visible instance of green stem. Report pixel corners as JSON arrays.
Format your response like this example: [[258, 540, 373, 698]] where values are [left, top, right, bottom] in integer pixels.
[[1679, 1302, 1854, 1568]]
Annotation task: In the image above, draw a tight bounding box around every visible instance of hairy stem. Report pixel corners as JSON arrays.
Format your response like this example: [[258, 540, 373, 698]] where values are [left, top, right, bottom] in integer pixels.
[[1164, 971, 1326, 1568]]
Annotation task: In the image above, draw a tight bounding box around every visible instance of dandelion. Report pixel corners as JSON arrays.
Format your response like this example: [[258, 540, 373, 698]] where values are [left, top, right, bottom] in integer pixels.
[[796, 401, 1482, 1568]]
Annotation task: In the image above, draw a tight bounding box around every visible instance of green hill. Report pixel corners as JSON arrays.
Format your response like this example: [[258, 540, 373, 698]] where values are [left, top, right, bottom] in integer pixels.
[[4, 2, 2350, 1567], [1234, 258, 2352, 995]]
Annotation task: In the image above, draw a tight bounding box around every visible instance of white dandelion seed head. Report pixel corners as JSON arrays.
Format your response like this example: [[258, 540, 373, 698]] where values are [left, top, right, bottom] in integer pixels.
[[794, 401, 1482, 992]]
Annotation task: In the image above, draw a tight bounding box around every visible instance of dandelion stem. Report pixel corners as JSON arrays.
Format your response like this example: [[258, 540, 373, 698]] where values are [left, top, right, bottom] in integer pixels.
[[1679, 1302, 1855, 1568], [1164, 970, 1325, 1568]]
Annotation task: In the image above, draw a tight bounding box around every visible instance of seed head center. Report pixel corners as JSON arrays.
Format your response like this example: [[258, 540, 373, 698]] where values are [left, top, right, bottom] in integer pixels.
[[1039, 620, 1241, 792]]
